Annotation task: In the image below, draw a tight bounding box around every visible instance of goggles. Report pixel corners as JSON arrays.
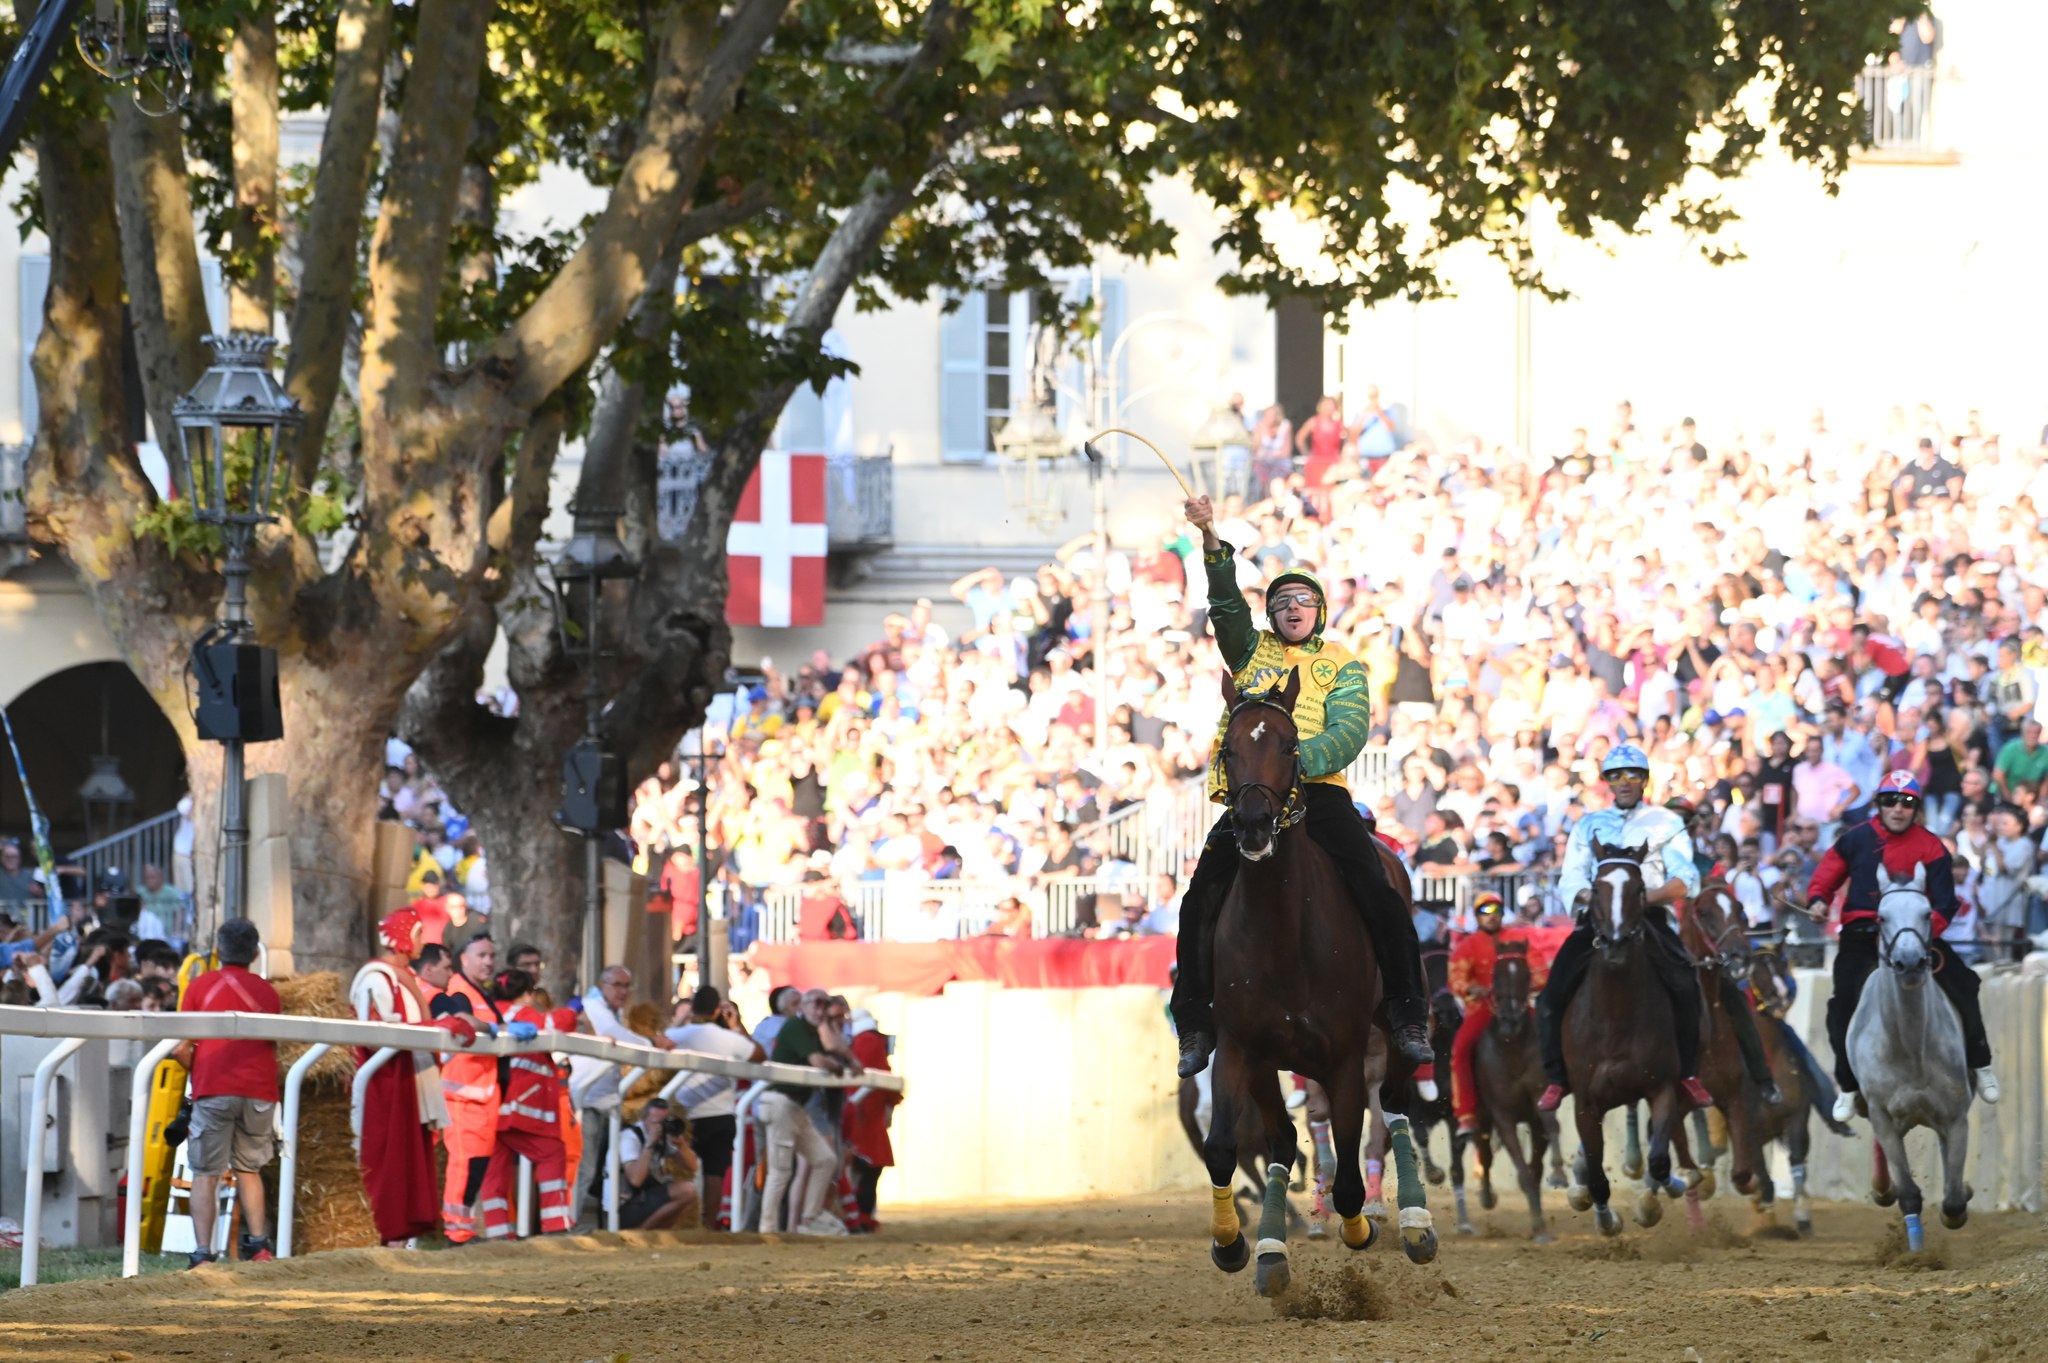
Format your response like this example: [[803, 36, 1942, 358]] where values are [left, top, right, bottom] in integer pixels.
[[1269, 590, 1319, 611], [1874, 793, 1920, 809]]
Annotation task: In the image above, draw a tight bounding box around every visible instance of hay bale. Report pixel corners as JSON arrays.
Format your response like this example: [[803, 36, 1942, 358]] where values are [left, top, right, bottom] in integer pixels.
[[270, 972, 377, 1250], [272, 972, 358, 1092]]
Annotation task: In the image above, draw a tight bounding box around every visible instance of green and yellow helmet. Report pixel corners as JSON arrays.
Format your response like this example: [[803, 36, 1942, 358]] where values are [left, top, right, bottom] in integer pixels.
[[1265, 569, 1328, 637]]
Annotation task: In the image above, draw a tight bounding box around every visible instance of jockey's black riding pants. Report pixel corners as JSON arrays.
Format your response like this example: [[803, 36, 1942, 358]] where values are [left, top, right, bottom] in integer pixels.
[[1826, 920, 1992, 1091], [1536, 913, 1701, 1089], [1168, 784, 1427, 1040]]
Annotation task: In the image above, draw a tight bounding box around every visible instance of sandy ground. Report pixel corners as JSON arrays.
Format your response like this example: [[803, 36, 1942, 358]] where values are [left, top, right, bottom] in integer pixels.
[[2, 1189, 2042, 1363]]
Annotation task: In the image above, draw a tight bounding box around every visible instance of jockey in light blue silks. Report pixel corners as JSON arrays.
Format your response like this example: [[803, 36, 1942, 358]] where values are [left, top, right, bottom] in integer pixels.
[[1534, 744, 1774, 1113]]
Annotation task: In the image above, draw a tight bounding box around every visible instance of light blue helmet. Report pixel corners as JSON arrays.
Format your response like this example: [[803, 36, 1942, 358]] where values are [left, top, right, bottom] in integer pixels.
[[1601, 743, 1651, 778]]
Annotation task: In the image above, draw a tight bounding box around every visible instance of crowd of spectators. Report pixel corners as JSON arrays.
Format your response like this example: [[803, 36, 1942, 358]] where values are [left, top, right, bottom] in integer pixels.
[[623, 395, 2048, 966]]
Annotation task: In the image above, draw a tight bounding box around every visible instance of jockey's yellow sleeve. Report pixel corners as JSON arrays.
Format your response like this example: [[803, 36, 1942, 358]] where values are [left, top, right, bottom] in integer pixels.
[[1201, 543, 1372, 802]]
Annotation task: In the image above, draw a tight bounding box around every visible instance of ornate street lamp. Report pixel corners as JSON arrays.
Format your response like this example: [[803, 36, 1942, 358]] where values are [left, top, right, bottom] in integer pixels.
[[548, 506, 638, 988], [173, 332, 300, 925], [1191, 404, 1249, 500], [78, 666, 135, 843], [993, 399, 1070, 532]]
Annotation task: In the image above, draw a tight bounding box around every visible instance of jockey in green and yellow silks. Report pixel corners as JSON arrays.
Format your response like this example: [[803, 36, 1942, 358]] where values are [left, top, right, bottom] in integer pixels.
[[1201, 563, 1372, 808], [1171, 495, 1432, 1080]]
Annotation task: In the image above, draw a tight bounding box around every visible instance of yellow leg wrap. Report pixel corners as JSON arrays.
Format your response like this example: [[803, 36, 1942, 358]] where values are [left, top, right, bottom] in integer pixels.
[[1210, 1185, 1239, 1243], [1340, 1212, 1371, 1248]]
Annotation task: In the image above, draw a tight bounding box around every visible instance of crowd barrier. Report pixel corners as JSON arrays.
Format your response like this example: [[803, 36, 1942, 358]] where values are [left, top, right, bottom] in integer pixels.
[[0, 1003, 903, 1286]]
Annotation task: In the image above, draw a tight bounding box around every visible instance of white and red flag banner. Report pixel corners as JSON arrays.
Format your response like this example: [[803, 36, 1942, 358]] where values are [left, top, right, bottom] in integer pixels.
[[726, 450, 827, 628]]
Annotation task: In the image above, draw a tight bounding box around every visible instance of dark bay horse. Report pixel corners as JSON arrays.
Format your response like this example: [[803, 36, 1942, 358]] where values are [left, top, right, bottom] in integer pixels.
[[1203, 669, 1435, 1297], [1470, 941, 1560, 1240], [1687, 885, 1817, 1233], [1562, 841, 1701, 1235]]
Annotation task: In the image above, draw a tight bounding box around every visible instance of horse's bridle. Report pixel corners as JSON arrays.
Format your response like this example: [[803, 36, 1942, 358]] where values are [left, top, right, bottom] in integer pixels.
[[1589, 855, 1647, 950], [1876, 884, 1939, 985], [1221, 696, 1306, 837], [1693, 893, 1751, 974]]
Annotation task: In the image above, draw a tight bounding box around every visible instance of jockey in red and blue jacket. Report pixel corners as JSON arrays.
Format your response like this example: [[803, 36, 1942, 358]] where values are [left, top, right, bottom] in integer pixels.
[[1806, 770, 1997, 1119]]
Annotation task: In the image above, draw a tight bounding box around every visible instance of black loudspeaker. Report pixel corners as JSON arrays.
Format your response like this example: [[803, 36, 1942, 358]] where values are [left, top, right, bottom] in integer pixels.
[[559, 739, 627, 833], [192, 642, 284, 743]]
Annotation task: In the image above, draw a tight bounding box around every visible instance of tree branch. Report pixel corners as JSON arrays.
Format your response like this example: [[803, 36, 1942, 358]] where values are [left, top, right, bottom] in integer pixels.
[[106, 95, 210, 460], [285, 0, 393, 488], [357, 0, 494, 427], [473, 0, 791, 413], [228, 6, 279, 332]]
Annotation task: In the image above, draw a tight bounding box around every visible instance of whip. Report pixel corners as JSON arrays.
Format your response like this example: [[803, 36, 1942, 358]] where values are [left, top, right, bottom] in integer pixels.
[[1085, 427, 1193, 500]]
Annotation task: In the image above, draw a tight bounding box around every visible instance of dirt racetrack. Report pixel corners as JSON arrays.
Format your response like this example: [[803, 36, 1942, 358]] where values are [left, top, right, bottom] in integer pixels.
[[3, 1193, 2043, 1363]]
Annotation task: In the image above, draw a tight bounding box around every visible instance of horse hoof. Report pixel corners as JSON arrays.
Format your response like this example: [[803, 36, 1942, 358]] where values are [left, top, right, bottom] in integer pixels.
[[1478, 1184, 1499, 1212], [1547, 1170, 1569, 1191], [1531, 1230, 1554, 1244], [1695, 1169, 1716, 1200], [1733, 1171, 1756, 1196], [1634, 1192, 1663, 1229], [1400, 1226, 1439, 1265], [1796, 1214, 1814, 1239], [1362, 1200, 1386, 1221], [1872, 1186, 1897, 1209], [1456, 1220, 1477, 1237], [1254, 1251, 1291, 1297], [1594, 1205, 1622, 1237], [1425, 1165, 1446, 1187], [1566, 1184, 1592, 1213], [1941, 1207, 1968, 1231], [1341, 1215, 1377, 1252], [1306, 1219, 1329, 1240], [1210, 1234, 1250, 1274], [1621, 1156, 1644, 1181]]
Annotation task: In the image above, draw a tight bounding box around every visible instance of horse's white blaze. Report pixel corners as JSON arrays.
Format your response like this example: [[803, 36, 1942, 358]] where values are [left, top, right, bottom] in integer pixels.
[[1600, 865, 1632, 935], [1250, 720, 1267, 741]]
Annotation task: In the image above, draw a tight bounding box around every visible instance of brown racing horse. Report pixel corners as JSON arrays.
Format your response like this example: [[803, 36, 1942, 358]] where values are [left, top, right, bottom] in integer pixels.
[[1470, 941, 1560, 1241], [1684, 884, 1772, 1207], [1201, 669, 1435, 1297], [1562, 840, 1704, 1236]]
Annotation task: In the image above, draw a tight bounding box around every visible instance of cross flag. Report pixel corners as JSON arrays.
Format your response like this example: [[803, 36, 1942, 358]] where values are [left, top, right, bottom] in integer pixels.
[[726, 451, 827, 628]]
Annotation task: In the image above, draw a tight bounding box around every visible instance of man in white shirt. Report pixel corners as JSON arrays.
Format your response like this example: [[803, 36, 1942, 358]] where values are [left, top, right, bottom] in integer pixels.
[[571, 965, 673, 1217], [665, 987, 767, 1198]]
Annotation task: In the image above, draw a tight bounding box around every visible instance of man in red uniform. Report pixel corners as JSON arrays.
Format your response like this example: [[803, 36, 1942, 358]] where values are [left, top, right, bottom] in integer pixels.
[[476, 969, 573, 1239], [1447, 894, 1548, 1136], [1806, 770, 1998, 1121], [429, 935, 506, 1243]]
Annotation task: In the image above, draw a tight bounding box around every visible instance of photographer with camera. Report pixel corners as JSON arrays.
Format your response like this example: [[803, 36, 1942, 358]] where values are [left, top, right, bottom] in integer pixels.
[[614, 1097, 699, 1230]]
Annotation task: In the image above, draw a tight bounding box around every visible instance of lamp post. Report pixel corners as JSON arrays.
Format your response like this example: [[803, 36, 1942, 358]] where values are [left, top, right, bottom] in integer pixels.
[[172, 333, 300, 925], [1190, 403, 1249, 502], [548, 506, 637, 991]]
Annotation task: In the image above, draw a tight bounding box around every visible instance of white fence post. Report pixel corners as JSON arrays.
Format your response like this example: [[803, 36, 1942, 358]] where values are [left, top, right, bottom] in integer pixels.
[[607, 1066, 647, 1232], [121, 1038, 183, 1277], [277, 1042, 334, 1260], [20, 1037, 86, 1288]]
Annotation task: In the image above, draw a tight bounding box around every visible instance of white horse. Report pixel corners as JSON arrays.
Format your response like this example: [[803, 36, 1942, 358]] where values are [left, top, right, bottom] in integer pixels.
[[1844, 863, 1973, 1251]]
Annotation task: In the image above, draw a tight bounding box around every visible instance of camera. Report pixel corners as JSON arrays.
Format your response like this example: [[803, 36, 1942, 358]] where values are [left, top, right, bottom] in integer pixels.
[[661, 1115, 687, 1140]]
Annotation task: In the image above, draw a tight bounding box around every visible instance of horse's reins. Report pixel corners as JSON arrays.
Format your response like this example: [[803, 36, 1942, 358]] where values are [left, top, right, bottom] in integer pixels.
[[1222, 696, 1306, 833], [1875, 884, 1943, 981], [1589, 855, 1648, 949]]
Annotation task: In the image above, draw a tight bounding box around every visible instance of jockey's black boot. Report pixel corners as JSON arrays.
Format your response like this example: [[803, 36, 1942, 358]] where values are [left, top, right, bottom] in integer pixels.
[[1176, 1029, 1215, 1080], [1389, 995, 1433, 1068], [1170, 821, 1237, 1080]]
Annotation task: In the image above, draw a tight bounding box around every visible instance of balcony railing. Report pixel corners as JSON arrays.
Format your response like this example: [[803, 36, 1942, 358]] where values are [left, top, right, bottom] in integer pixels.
[[1856, 62, 1937, 153], [1, 443, 26, 542], [657, 447, 893, 549]]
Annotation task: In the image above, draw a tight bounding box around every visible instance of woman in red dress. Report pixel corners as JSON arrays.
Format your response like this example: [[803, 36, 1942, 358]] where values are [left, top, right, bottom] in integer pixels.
[[841, 1011, 902, 1232], [350, 909, 474, 1245]]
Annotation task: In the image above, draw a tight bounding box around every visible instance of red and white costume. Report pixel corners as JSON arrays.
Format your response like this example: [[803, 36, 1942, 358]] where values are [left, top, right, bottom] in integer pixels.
[[478, 1003, 573, 1238], [1448, 927, 1552, 1127]]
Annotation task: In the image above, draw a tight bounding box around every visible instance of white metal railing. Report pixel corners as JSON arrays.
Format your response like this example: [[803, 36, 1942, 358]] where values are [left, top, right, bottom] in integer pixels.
[[69, 810, 183, 898], [1072, 743, 1397, 886], [0, 1003, 902, 1283], [760, 876, 1133, 942], [1856, 62, 1937, 152], [0, 443, 25, 541]]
